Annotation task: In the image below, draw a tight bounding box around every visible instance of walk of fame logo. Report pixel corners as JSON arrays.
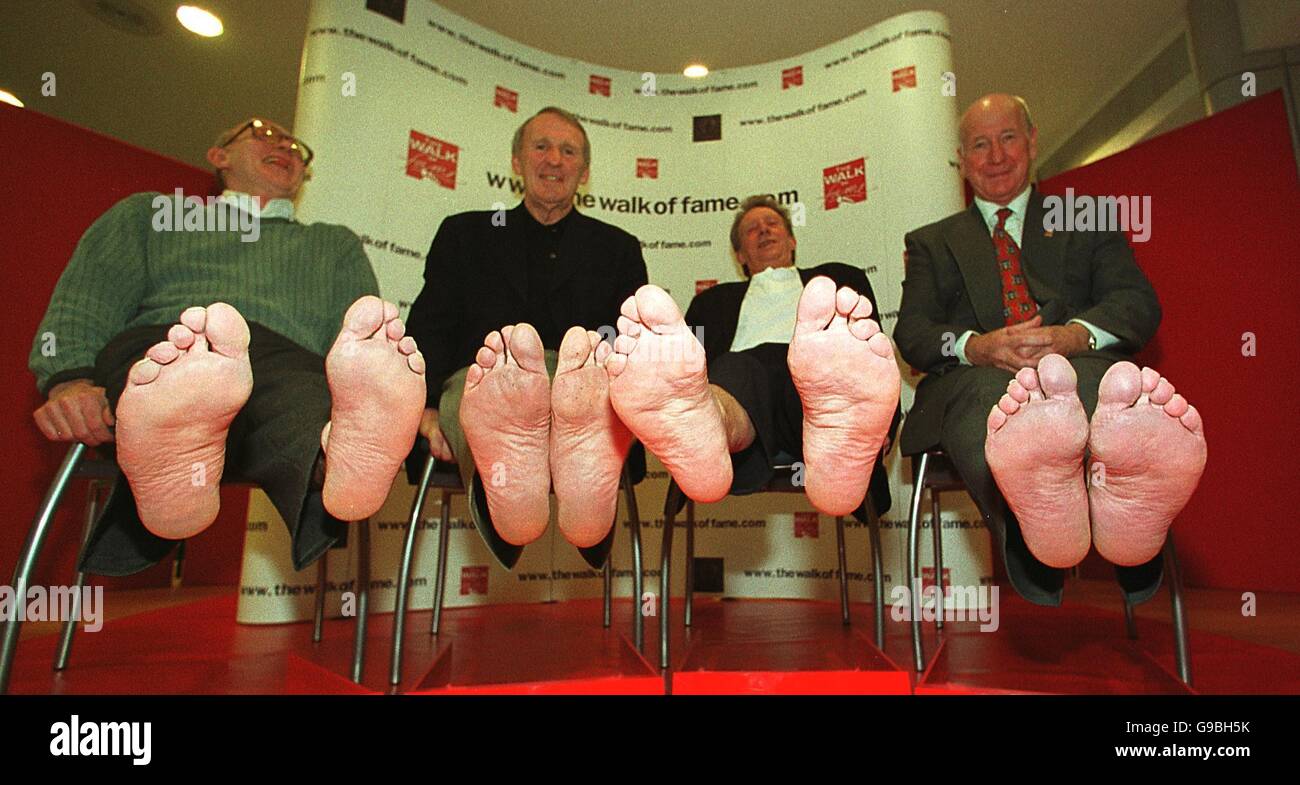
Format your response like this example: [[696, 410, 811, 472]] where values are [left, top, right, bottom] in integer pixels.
[[494, 85, 518, 112], [589, 74, 611, 96], [406, 130, 459, 189], [460, 565, 489, 595], [822, 157, 866, 210], [781, 65, 803, 89], [635, 158, 658, 179], [892, 65, 918, 92], [794, 511, 819, 538], [695, 279, 718, 295]]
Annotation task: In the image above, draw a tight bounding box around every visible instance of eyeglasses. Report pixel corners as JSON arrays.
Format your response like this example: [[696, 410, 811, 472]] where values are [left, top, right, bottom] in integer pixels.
[[221, 119, 314, 166]]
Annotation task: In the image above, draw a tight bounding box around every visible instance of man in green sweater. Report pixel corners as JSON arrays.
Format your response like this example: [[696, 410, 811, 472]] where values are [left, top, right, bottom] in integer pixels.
[[28, 117, 426, 575]]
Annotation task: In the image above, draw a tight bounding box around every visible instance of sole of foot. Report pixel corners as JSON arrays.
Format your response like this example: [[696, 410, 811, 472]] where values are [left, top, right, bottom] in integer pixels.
[[607, 284, 731, 503], [321, 296, 426, 521], [787, 276, 900, 516], [985, 354, 1091, 568], [1088, 362, 1207, 566], [551, 326, 633, 548], [459, 323, 552, 545], [117, 303, 252, 539]]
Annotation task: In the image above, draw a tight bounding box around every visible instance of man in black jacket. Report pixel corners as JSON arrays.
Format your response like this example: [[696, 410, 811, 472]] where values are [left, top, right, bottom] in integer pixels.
[[406, 107, 646, 568]]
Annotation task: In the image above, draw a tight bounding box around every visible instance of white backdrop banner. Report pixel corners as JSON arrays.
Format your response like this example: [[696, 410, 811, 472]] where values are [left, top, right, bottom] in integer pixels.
[[237, 0, 990, 624]]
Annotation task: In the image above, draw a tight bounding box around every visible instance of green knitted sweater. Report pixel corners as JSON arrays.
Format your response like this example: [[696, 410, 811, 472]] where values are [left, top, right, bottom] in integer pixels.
[[29, 192, 379, 394]]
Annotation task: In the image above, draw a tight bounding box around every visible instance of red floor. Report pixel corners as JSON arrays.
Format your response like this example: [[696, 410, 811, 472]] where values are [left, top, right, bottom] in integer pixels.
[[7, 593, 1299, 695]]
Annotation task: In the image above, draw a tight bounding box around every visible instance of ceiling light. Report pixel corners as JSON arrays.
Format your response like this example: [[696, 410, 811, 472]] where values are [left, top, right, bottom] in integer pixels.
[[0, 90, 23, 108], [177, 5, 223, 37], [683, 64, 708, 78]]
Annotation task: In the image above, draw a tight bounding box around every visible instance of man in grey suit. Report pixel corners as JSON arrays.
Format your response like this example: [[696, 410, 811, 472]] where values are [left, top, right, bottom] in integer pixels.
[[896, 94, 1206, 606]]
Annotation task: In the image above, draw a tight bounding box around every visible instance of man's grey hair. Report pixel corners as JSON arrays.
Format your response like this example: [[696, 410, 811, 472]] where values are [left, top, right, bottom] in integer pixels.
[[729, 194, 796, 276], [959, 94, 1035, 153], [511, 106, 591, 169]]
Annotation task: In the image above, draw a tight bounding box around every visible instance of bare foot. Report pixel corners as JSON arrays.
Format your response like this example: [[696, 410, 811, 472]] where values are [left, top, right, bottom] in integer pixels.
[[117, 303, 252, 539], [459, 323, 552, 544], [607, 284, 731, 503], [985, 354, 1090, 568], [550, 327, 633, 547], [787, 277, 900, 515], [321, 296, 426, 521], [1088, 363, 1206, 566]]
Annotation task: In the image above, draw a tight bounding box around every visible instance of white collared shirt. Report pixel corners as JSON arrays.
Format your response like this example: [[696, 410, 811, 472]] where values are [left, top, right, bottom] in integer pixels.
[[730, 264, 803, 352], [220, 189, 296, 221]]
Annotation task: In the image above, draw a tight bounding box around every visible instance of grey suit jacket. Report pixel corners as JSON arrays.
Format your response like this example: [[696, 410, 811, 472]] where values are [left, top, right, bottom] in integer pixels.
[[894, 189, 1161, 454]]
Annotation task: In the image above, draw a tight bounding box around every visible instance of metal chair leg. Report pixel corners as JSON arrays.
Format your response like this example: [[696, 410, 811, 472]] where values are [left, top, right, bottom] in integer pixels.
[[867, 503, 885, 650], [171, 541, 187, 589], [2, 443, 86, 694], [390, 456, 434, 686], [1165, 534, 1192, 686], [684, 499, 695, 627], [350, 519, 370, 684], [602, 558, 612, 628], [430, 490, 452, 636], [931, 490, 945, 631], [312, 556, 326, 643], [659, 490, 675, 671], [622, 465, 644, 652], [906, 453, 929, 672], [54, 478, 104, 671], [835, 515, 850, 625], [1122, 596, 1138, 639]]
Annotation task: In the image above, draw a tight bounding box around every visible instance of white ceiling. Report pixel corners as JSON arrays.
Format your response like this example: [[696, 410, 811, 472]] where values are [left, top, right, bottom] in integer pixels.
[[0, 0, 1192, 170]]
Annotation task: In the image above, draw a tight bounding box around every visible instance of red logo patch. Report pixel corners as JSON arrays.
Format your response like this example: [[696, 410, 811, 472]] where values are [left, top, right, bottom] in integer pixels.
[[794, 511, 819, 538], [781, 65, 803, 89], [589, 74, 611, 96], [822, 157, 866, 210], [635, 158, 658, 179], [920, 566, 951, 594], [891, 65, 917, 92], [406, 130, 459, 189], [460, 565, 489, 595], [493, 85, 518, 112], [695, 279, 718, 295]]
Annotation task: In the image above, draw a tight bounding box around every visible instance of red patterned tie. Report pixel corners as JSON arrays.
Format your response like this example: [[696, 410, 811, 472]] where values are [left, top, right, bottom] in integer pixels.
[[993, 207, 1038, 325]]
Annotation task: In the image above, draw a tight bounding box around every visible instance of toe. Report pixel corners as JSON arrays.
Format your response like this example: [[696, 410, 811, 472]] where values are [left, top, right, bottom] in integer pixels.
[[383, 300, 399, 321], [1098, 361, 1142, 406], [1007, 379, 1030, 404], [558, 326, 593, 371], [1037, 354, 1078, 399], [605, 351, 627, 377], [386, 317, 405, 342], [1180, 404, 1204, 434], [987, 406, 1008, 433], [998, 393, 1020, 415], [407, 350, 426, 375], [865, 331, 893, 358], [475, 345, 497, 370], [341, 295, 384, 338], [1164, 393, 1189, 418], [632, 285, 684, 332], [128, 358, 161, 385], [794, 276, 837, 335], [1014, 366, 1040, 394], [833, 286, 859, 322], [397, 335, 417, 355], [594, 338, 612, 365], [507, 323, 547, 372], [146, 340, 180, 365], [613, 334, 636, 355], [619, 294, 641, 324], [617, 314, 641, 338], [1140, 366, 1161, 393], [168, 323, 196, 350], [1150, 377, 1175, 405], [179, 306, 207, 333], [484, 330, 505, 354], [204, 303, 250, 356]]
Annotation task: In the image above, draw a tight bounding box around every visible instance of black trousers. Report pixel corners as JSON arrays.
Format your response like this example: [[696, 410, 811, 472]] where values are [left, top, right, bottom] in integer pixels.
[[707, 342, 890, 520], [935, 355, 1163, 607], [78, 323, 345, 576]]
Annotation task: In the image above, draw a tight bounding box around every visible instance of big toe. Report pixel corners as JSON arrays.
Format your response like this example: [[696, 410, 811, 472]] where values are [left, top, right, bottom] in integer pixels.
[[1098, 361, 1143, 407], [340, 295, 387, 338], [795, 276, 837, 334], [1037, 354, 1078, 398], [557, 326, 594, 372], [202, 303, 251, 358], [631, 284, 684, 330], [507, 323, 547, 372]]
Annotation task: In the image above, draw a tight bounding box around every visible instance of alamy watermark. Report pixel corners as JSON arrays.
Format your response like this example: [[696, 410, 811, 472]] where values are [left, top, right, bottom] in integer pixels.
[[50, 715, 151, 765], [151, 189, 260, 242], [890, 580, 999, 632], [1042, 188, 1151, 243], [0, 583, 103, 632]]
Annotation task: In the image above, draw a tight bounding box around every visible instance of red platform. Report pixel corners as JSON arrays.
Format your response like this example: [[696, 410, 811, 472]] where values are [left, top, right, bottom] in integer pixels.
[[6, 593, 1299, 695]]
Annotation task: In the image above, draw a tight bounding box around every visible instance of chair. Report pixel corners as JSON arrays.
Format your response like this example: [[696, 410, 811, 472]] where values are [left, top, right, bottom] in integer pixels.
[[0, 443, 372, 694], [905, 449, 1192, 684], [388, 452, 646, 687], [658, 463, 888, 671]]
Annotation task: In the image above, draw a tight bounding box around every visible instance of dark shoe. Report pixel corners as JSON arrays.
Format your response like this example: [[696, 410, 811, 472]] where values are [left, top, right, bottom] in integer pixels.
[[468, 471, 525, 569], [576, 522, 617, 570]]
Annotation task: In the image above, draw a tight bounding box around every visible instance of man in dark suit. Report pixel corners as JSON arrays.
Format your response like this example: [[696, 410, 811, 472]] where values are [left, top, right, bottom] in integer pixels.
[[405, 107, 647, 568], [896, 94, 1205, 606], [682, 195, 901, 518]]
